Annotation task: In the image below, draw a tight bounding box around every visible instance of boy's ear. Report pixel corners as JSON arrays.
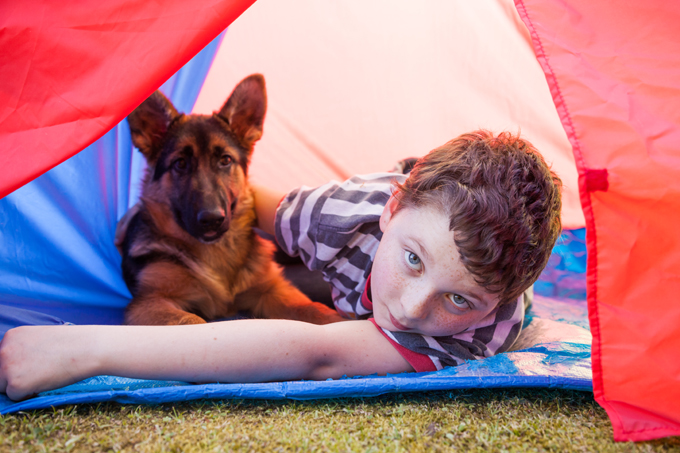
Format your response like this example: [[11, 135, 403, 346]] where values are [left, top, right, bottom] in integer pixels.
[[379, 193, 400, 233], [127, 91, 179, 164], [217, 74, 267, 152]]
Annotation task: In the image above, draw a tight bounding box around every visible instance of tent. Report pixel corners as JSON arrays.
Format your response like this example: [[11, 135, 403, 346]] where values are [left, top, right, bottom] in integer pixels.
[[1, 0, 679, 442]]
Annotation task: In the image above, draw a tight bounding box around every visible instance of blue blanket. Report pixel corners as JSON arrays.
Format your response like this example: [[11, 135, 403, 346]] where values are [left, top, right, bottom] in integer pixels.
[[0, 230, 591, 414]]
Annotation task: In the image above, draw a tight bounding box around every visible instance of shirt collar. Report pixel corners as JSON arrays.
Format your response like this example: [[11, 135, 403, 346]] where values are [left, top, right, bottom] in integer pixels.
[[361, 274, 373, 310]]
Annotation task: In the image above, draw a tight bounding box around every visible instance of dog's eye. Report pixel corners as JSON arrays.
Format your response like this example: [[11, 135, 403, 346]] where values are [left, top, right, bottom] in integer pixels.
[[173, 158, 187, 171], [219, 155, 233, 167]]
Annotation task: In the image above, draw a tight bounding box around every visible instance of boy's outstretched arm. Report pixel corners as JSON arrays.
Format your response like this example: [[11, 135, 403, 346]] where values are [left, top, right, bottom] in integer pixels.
[[0, 319, 412, 401]]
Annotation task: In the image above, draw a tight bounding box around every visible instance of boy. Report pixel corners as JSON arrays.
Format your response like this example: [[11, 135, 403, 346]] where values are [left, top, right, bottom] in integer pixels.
[[0, 130, 562, 401]]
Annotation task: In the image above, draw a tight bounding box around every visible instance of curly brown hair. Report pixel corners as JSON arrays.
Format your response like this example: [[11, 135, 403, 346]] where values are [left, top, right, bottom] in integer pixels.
[[394, 130, 562, 305]]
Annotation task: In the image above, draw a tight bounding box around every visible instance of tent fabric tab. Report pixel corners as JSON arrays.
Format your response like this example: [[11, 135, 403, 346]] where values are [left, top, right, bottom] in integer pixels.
[[583, 169, 609, 193]]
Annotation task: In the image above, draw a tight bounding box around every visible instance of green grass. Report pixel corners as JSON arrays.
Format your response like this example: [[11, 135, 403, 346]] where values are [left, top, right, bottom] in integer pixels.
[[1, 389, 679, 452]]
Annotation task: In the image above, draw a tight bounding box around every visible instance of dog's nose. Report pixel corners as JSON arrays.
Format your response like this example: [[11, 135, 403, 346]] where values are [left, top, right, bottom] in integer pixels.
[[197, 209, 226, 230]]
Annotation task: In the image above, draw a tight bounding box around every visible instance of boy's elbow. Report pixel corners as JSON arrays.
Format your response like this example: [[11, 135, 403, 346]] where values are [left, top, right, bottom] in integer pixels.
[[304, 351, 355, 381], [292, 320, 411, 381], [297, 325, 351, 381], [252, 185, 284, 236]]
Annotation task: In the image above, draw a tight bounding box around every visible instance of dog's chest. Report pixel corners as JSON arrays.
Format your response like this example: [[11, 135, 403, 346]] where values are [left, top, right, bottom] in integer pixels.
[[195, 235, 266, 303]]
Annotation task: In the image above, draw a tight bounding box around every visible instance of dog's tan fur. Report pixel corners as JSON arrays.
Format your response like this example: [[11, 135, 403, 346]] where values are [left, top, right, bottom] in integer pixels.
[[119, 74, 343, 326]]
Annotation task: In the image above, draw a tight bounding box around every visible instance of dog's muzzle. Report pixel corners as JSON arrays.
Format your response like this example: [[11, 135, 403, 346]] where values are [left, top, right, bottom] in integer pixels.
[[196, 207, 229, 242]]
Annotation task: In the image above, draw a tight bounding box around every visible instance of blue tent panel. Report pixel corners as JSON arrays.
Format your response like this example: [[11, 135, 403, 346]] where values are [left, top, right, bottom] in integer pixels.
[[0, 33, 224, 326]]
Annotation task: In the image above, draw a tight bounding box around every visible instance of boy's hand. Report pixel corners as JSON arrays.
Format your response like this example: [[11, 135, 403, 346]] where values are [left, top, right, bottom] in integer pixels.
[[509, 319, 592, 351], [0, 326, 94, 401]]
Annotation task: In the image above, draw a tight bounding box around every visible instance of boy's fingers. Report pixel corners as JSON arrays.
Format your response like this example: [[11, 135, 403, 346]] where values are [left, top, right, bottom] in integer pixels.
[[5, 386, 37, 402], [0, 329, 34, 400], [0, 338, 8, 394]]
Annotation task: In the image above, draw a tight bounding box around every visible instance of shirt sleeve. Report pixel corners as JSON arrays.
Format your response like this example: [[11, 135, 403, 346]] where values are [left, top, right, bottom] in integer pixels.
[[274, 173, 400, 272], [274, 180, 341, 271], [369, 295, 525, 371], [368, 318, 438, 372]]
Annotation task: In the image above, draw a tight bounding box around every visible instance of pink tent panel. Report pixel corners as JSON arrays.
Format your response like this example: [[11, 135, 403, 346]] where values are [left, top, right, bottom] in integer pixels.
[[193, 0, 585, 229]]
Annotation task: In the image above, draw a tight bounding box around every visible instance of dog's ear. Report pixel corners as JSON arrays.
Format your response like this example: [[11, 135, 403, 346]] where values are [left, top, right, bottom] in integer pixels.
[[217, 74, 267, 151], [127, 91, 180, 163]]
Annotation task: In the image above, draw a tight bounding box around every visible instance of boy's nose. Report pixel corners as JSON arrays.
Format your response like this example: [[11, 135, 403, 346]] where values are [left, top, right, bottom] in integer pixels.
[[403, 295, 431, 321]]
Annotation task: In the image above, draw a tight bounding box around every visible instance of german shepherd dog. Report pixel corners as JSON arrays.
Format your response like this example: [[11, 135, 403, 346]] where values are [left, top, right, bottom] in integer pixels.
[[118, 74, 343, 325]]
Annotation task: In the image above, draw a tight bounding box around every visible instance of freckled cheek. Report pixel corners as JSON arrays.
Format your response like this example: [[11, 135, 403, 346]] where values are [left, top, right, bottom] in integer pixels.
[[373, 244, 401, 296], [377, 265, 403, 302], [429, 306, 472, 334], [433, 310, 456, 328]]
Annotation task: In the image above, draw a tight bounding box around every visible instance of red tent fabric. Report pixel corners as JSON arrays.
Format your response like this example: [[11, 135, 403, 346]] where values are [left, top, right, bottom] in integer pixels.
[[0, 0, 254, 199], [517, 0, 680, 441]]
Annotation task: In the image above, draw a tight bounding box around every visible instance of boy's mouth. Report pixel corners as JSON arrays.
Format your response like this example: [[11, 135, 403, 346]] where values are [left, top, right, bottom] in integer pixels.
[[389, 313, 411, 331]]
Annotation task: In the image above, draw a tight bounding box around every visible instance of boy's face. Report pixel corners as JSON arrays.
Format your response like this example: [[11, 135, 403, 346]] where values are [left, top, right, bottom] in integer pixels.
[[371, 196, 500, 337]]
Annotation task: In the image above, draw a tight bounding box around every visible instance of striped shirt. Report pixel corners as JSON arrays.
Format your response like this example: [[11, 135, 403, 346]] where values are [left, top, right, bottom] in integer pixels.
[[275, 172, 524, 372]]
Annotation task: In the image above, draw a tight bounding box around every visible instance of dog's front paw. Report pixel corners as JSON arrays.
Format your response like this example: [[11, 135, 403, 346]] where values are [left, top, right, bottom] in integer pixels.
[[307, 305, 348, 325], [317, 314, 349, 325], [177, 314, 207, 325]]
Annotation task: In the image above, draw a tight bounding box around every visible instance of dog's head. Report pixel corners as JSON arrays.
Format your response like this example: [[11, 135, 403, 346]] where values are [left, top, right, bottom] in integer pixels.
[[127, 74, 266, 243]]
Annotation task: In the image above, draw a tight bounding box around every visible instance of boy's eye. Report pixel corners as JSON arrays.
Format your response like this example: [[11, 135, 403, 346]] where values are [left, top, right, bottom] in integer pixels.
[[404, 251, 422, 270], [448, 294, 470, 309]]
